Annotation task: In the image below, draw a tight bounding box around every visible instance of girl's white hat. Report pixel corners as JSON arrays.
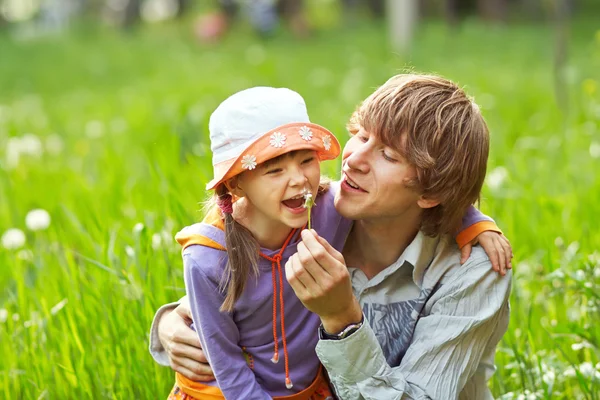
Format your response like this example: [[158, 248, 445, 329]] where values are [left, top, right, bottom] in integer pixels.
[[206, 86, 340, 190]]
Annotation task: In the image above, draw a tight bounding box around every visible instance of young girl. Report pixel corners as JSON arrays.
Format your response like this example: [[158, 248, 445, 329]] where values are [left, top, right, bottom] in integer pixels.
[[168, 87, 504, 399]]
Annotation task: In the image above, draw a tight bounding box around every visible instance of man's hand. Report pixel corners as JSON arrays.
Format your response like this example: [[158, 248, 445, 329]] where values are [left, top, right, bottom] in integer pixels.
[[285, 229, 362, 334], [158, 298, 215, 381]]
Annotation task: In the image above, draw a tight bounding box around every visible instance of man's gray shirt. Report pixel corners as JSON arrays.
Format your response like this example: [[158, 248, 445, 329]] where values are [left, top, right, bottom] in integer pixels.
[[316, 232, 511, 399]]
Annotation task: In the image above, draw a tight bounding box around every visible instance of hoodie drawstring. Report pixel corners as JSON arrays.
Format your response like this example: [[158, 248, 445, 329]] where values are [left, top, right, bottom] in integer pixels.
[[260, 228, 297, 390]]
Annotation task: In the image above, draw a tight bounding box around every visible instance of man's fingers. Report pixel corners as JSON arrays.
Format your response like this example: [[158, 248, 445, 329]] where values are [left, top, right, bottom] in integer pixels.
[[174, 297, 193, 321], [169, 342, 207, 363], [171, 324, 203, 348], [171, 359, 214, 381], [310, 229, 345, 263], [285, 256, 308, 295], [297, 241, 329, 282], [460, 244, 472, 264]]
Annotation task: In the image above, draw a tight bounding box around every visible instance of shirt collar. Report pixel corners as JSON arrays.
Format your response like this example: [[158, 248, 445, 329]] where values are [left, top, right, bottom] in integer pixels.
[[362, 231, 440, 289]]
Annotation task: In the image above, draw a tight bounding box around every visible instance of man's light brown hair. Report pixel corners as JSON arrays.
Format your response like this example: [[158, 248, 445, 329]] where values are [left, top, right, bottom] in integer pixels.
[[348, 73, 490, 236]]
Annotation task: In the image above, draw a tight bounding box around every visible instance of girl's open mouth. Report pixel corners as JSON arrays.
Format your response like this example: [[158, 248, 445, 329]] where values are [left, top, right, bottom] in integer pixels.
[[282, 197, 307, 214]]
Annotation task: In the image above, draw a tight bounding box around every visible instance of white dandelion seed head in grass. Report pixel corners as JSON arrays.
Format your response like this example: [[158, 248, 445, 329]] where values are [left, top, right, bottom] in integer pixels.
[[269, 132, 286, 148], [322, 134, 332, 151], [299, 126, 313, 141], [542, 370, 555, 385], [574, 269, 586, 281], [12, 313, 20, 322], [0, 309, 7, 323], [579, 362, 595, 377], [486, 166, 508, 190], [25, 209, 51, 231], [133, 222, 145, 234], [1, 228, 26, 250], [125, 245, 135, 258], [6, 137, 22, 169], [85, 120, 105, 139], [17, 249, 33, 262], [51, 298, 68, 315], [241, 154, 257, 170], [590, 142, 600, 158], [20, 134, 43, 157], [45, 134, 64, 155], [152, 233, 162, 250], [572, 342, 592, 351]]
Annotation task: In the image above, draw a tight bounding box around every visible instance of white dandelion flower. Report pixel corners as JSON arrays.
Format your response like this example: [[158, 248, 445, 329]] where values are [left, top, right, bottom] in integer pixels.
[[580, 362, 595, 377], [50, 298, 68, 315], [269, 132, 286, 148], [486, 166, 508, 190], [563, 367, 576, 377], [125, 245, 135, 258], [590, 142, 600, 158], [12, 313, 20, 322], [20, 134, 43, 157], [85, 120, 105, 139], [1, 228, 26, 250], [151, 233, 162, 250], [17, 249, 34, 261], [133, 223, 145, 234], [542, 367, 556, 385], [241, 154, 257, 170], [45, 134, 64, 155], [299, 126, 313, 141], [572, 342, 592, 351], [25, 209, 51, 231], [0, 309, 7, 323], [6, 137, 22, 169], [322, 134, 332, 151]]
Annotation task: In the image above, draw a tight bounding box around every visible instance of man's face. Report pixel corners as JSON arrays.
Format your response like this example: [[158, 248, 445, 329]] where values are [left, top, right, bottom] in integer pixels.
[[334, 127, 426, 223]]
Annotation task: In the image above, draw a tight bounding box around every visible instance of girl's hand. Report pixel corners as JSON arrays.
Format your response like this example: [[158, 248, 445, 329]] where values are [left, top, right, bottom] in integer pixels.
[[460, 231, 513, 276]]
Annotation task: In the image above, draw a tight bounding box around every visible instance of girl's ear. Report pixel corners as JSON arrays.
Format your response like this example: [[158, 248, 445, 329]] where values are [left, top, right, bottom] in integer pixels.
[[224, 177, 244, 198]]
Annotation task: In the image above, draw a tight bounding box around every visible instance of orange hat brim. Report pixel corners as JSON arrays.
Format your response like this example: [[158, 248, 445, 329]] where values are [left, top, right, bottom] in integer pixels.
[[206, 122, 340, 190]]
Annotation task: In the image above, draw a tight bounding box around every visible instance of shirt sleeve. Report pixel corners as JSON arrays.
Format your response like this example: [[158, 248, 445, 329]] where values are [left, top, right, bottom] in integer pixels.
[[184, 252, 272, 400], [315, 256, 511, 400], [148, 299, 183, 366], [455, 205, 503, 249]]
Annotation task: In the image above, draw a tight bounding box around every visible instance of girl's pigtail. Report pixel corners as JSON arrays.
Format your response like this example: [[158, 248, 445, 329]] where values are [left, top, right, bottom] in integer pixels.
[[215, 185, 260, 312]]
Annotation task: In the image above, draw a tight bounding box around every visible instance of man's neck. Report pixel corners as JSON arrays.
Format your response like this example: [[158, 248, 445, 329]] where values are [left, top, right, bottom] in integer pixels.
[[344, 215, 420, 280]]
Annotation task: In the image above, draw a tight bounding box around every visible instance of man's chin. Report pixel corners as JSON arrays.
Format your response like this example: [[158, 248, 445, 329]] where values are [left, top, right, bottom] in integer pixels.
[[334, 195, 363, 220]]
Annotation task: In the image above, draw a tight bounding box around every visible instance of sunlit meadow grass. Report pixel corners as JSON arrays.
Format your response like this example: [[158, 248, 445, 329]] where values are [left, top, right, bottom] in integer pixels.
[[1, 15, 599, 399]]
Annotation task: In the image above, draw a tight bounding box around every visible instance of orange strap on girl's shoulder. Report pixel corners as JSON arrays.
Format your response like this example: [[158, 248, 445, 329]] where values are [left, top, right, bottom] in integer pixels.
[[456, 220, 503, 249]]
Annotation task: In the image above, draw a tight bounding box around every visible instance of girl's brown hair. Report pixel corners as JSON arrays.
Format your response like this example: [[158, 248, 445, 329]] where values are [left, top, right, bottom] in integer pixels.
[[208, 151, 331, 312]]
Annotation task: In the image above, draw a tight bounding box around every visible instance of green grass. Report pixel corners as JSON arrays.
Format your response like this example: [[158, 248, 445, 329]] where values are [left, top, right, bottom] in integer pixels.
[[1, 14, 599, 399]]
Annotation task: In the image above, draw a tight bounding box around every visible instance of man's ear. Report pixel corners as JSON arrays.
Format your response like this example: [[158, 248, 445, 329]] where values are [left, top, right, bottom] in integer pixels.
[[224, 177, 244, 198], [417, 196, 440, 209]]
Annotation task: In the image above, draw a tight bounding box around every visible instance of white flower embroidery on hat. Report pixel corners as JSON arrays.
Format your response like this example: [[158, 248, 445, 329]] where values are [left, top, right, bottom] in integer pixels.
[[241, 155, 257, 170], [270, 132, 286, 148], [299, 126, 313, 141], [322, 135, 332, 151]]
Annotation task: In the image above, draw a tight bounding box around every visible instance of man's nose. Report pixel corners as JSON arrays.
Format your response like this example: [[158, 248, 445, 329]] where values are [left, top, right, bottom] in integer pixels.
[[344, 144, 370, 174]]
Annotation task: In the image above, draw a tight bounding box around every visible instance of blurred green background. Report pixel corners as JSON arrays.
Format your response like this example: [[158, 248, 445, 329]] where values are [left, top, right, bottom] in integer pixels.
[[1, 0, 600, 398]]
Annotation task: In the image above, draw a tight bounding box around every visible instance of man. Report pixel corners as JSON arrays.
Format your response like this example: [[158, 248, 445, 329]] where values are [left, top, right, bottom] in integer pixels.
[[150, 74, 512, 399]]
